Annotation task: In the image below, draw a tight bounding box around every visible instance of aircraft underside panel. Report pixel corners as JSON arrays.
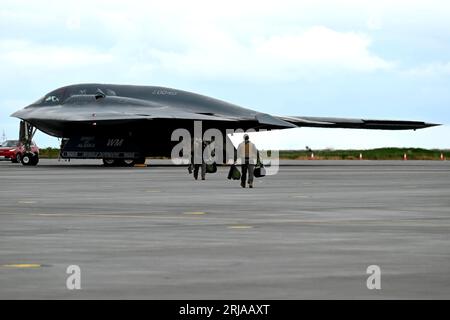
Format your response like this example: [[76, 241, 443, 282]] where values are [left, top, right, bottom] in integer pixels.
[[60, 136, 151, 159], [60, 130, 237, 162]]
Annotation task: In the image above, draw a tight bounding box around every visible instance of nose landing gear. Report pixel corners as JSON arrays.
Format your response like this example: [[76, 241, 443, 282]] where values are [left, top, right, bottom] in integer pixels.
[[19, 121, 39, 166]]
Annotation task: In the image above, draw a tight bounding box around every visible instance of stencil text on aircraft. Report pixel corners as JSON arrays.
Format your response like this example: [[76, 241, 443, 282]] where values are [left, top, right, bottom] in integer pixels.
[[107, 139, 124, 147]]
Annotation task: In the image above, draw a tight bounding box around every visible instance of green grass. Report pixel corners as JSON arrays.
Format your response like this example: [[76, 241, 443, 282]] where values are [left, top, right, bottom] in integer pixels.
[[278, 148, 450, 160], [38, 147, 60, 159]]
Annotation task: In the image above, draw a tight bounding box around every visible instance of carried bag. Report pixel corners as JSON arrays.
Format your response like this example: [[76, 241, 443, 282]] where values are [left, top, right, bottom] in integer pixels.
[[227, 164, 241, 180], [206, 162, 217, 173], [253, 163, 266, 178]]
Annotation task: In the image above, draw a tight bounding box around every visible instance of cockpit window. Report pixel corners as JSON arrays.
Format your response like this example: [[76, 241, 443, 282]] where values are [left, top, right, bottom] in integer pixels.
[[44, 95, 60, 103], [32, 86, 118, 106], [39, 87, 67, 106]]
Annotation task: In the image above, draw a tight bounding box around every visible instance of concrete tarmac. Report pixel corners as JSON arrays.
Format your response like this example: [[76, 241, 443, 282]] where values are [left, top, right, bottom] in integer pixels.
[[0, 159, 449, 299]]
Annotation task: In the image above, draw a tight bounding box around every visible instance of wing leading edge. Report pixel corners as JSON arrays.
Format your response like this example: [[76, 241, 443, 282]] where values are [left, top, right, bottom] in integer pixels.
[[277, 116, 440, 130]]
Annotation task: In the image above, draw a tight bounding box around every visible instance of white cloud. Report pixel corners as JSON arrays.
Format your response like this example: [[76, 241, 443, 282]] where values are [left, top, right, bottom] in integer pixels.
[[405, 62, 450, 77], [254, 27, 392, 71], [0, 1, 394, 83], [0, 40, 114, 70], [141, 26, 393, 82]]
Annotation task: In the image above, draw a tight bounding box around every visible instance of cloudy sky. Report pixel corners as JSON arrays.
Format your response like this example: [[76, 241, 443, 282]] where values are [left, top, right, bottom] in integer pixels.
[[1, 0, 449, 149]]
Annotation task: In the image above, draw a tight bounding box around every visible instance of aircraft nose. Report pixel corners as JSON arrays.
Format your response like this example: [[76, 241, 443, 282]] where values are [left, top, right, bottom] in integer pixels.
[[10, 107, 32, 119]]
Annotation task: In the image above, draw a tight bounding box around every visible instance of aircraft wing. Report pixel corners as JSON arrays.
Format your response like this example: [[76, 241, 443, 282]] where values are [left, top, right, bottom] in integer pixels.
[[277, 116, 439, 130], [70, 110, 237, 122], [11, 105, 238, 123]]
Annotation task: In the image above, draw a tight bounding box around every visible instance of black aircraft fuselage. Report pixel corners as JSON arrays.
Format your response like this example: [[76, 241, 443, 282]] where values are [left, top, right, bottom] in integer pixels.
[[11, 83, 438, 165]]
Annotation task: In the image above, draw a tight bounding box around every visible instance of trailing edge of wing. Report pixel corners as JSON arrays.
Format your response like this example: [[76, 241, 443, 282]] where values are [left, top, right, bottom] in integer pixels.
[[277, 116, 440, 130]]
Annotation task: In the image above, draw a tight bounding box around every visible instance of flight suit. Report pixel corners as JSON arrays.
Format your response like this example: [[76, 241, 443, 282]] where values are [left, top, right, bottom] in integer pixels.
[[237, 140, 258, 188]]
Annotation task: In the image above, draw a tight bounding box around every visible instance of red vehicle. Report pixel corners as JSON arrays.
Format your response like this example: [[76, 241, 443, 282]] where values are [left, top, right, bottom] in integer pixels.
[[0, 140, 39, 165]]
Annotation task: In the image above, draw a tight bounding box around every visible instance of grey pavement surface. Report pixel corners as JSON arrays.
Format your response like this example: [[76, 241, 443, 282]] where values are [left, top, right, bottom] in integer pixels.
[[0, 159, 449, 299]]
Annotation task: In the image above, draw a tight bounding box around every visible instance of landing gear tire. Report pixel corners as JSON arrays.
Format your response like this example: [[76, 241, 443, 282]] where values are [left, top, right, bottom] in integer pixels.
[[121, 159, 136, 167], [30, 154, 39, 166], [21, 153, 38, 166], [21, 153, 31, 165], [103, 158, 137, 167], [102, 158, 117, 167]]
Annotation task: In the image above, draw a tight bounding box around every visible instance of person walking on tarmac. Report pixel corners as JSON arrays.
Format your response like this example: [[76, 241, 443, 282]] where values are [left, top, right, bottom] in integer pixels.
[[191, 137, 206, 180], [236, 134, 258, 188]]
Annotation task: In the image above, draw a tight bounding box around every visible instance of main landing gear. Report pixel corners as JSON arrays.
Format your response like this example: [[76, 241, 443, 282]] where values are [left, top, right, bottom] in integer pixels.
[[102, 158, 146, 167]]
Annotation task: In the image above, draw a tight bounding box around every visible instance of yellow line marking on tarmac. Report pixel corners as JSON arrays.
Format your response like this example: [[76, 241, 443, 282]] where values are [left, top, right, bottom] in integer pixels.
[[183, 211, 207, 215], [228, 225, 253, 229], [2, 264, 41, 268], [145, 190, 161, 193], [18, 201, 36, 204]]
